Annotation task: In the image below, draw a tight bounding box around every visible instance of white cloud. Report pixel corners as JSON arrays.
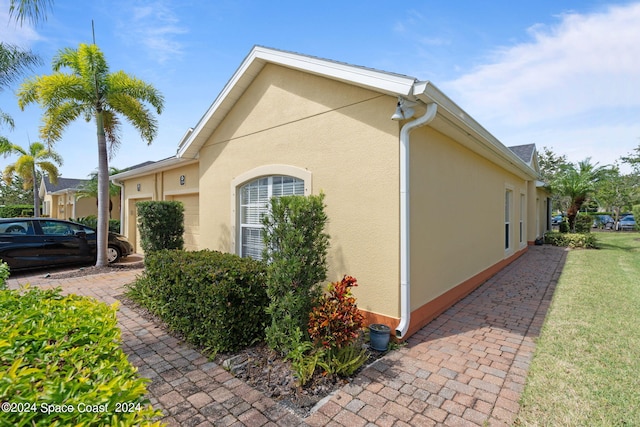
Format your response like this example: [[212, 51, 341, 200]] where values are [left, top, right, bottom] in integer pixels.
[[0, 0, 41, 47], [117, 0, 187, 64], [442, 2, 640, 165]]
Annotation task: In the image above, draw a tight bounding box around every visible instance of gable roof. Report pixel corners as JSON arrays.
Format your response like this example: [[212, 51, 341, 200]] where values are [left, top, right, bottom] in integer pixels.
[[42, 176, 88, 193], [508, 144, 540, 173], [176, 46, 418, 160], [509, 144, 535, 164], [175, 46, 539, 181]]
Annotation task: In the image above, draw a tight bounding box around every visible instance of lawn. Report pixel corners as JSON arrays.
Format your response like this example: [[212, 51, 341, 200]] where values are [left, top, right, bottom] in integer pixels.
[[517, 232, 640, 426]]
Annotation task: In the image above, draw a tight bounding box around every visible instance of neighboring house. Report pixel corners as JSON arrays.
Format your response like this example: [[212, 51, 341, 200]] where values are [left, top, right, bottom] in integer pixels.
[[40, 176, 121, 220], [112, 46, 551, 339]]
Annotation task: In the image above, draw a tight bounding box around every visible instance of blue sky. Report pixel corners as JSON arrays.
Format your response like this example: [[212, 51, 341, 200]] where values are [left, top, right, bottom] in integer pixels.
[[2, 0, 639, 178]]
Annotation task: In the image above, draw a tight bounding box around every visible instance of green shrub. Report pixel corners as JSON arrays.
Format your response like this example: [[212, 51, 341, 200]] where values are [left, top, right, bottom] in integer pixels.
[[0, 261, 9, 290], [136, 201, 184, 252], [126, 250, 268, 353], [72, 215, 120, 233], [544, 231, 598, 248], [575, 213, 593, 233], [0, 205, 33, 217], [262, 193, 329, 354], [0, 287, 162, 426], [633, 205, 640, 231], [559, 220, 570, 233]]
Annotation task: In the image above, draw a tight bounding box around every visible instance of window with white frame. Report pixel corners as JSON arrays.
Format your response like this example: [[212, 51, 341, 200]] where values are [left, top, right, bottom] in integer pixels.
[[505, 189, 512, 250], [239, 176, 305, 259]]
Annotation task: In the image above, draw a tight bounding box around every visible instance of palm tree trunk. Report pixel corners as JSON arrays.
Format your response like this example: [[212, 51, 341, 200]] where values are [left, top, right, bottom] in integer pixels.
[[32, 165, 40, 217], [95, 111, 110, 266]]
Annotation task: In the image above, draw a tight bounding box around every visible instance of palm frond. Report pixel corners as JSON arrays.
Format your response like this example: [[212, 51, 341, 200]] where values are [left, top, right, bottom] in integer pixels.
[[8, 0, 53, 25], [0, 42, 41, 88], [0, 109, 15, 129]]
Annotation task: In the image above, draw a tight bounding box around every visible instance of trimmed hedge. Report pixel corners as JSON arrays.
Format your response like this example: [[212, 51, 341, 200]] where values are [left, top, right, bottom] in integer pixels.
[[136, 201, 184, 252], [0, 205, 34, 218], [126, 250, 268, 353], [544, 231, 598, 249], [0, 287, 162, 426], [72, 215, 121, 233]]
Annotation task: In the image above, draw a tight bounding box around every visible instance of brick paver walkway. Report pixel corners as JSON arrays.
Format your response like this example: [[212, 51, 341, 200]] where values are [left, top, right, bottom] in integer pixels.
[[6, 244, 566, 426]]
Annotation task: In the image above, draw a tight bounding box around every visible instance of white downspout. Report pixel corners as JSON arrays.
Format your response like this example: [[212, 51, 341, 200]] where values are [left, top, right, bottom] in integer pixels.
[[396, 102, 438, 338]]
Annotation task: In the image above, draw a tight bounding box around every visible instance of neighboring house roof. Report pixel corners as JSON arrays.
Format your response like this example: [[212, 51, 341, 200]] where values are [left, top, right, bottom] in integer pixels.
[[174, 45, 539, 181], [509, 144, 536, 166], [42, 176, 88, 194]]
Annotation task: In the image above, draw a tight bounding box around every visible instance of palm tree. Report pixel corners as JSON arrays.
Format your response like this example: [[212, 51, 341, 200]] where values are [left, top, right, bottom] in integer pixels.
[[76, 167, 122, 218], [8, 0, 53, 25], [1, 43, 40, 144], [17, 43, 163, 265], [551, 158, 610, 232], [0, 140, 62, 216]]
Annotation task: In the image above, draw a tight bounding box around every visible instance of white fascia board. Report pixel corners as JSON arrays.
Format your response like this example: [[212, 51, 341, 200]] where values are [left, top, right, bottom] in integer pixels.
[[253, 46, 417, 95], [110, 157, 197, 182], [177, 46, 417, 159]]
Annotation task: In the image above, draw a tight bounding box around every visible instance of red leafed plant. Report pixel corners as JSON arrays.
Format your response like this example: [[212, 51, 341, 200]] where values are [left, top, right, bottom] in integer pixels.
[[308, 275, 365, 349]]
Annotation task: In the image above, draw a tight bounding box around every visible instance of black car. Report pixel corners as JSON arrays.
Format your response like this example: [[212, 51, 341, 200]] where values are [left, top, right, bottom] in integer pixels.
[[0, 218, 134, 271]]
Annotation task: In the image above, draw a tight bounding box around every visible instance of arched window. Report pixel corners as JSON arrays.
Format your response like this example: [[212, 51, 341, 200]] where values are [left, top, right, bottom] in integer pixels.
[[239, 175, 305, 259]]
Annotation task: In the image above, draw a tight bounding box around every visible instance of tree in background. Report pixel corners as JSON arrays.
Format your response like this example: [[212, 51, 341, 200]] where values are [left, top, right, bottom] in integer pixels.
[[538, 146, 571, 213], [0, 140, 62, 216], [593, 166, 636, 220], [551, 158, 610, 232], [18, 43, 163, 266], [0, 175, 33, 206], [621, 144, 640, 175]]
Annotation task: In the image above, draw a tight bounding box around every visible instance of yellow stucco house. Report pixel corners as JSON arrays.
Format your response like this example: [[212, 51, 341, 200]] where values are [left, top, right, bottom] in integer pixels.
[[40, 176, 121, 220], [111, 46, 550, 339]]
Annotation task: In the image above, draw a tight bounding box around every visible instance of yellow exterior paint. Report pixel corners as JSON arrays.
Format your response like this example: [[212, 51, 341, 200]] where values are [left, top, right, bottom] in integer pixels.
[[197, 64, 401, 318], [42, 191, 120, 220], [118, 161, 199, 253], [111, 51, 550, 335], [408, 126, 531, 310]]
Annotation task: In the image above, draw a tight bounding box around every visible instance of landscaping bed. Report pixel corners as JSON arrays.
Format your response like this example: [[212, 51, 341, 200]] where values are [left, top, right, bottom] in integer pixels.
[[119, 295, 387, 417]]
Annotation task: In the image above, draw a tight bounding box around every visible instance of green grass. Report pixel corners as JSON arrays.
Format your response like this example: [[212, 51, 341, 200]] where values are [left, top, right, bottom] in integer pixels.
[[517, 232, 640, 426]]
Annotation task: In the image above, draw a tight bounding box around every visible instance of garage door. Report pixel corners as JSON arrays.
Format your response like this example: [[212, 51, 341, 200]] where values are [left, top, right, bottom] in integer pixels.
[[168, 194, 199, 251]]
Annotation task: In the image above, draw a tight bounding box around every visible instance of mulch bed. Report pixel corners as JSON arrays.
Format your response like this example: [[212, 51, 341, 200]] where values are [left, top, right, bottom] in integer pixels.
[[44, 263, 389, 417]]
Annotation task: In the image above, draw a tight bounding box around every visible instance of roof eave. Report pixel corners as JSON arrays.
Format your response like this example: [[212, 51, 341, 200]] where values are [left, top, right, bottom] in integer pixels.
[[414, 82, 538, 181], [111, 157, 198, 182]]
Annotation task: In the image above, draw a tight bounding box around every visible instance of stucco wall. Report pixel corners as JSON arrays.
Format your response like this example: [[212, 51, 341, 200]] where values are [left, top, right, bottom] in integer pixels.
[[198, 64, 402, 318], [119, 162, 199, 253], [408, 125, 529, 311]]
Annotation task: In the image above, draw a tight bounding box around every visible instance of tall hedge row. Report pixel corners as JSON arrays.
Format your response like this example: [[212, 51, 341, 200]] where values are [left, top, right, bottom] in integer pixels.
[[126, 250, 268, 353]]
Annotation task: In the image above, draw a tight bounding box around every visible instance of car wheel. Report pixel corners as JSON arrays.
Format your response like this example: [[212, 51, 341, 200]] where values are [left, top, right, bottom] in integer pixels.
[[107, 246, 121, 263]]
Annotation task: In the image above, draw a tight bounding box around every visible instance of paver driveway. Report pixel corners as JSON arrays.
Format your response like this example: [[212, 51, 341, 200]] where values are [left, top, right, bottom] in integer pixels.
[[6, 244, 566, 426]]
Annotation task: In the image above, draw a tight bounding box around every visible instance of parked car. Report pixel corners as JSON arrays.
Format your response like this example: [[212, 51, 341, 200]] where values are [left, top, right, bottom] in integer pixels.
[[617, 215, 636, 231], [592, 214, 615, 230], [0, 218, 134, 271], [551, 215, 564, 226]]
